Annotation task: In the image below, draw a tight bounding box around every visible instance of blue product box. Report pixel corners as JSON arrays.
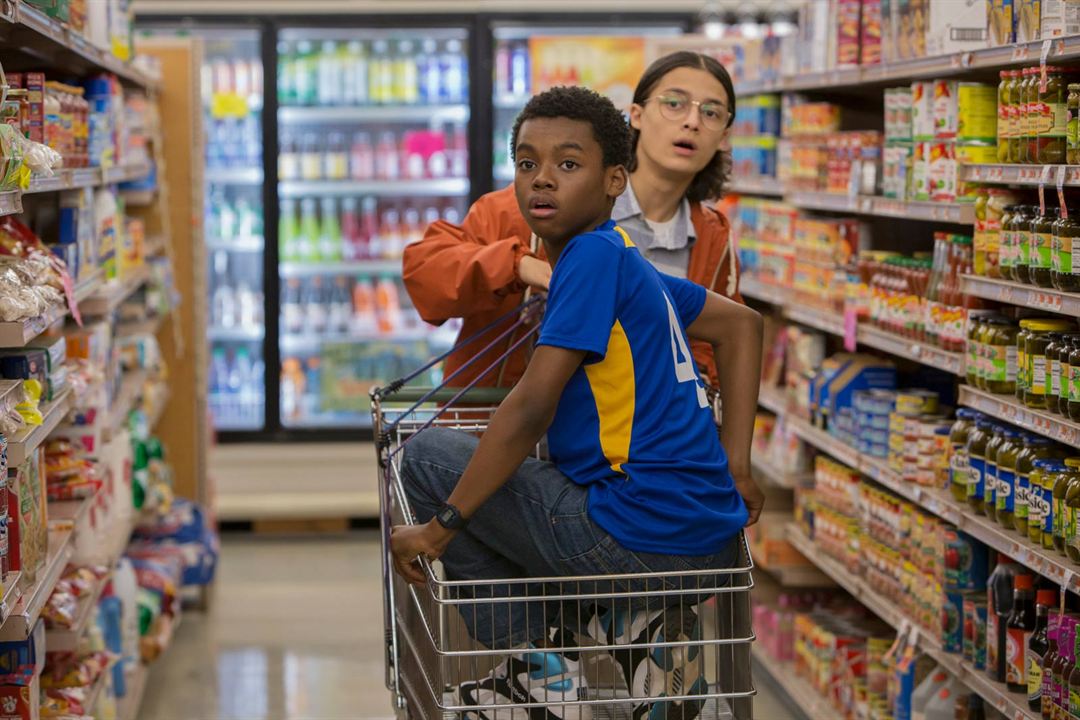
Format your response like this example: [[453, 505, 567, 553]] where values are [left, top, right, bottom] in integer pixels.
[[0, 619, 44, 683], [944, 529, 989, 591]]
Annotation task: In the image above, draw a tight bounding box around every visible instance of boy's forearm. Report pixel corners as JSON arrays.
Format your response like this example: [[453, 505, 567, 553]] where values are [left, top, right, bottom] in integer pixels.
[[714, 310, 763, 475]]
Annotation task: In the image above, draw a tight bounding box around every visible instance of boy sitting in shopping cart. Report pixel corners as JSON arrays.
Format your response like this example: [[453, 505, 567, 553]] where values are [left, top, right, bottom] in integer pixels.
[[390, 85, 764, 719]]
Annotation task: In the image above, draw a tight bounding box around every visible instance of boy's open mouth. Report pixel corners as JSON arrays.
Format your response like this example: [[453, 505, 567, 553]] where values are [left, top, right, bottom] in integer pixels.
[[528, 196, 558, 219], [673, 138, 697, 156]]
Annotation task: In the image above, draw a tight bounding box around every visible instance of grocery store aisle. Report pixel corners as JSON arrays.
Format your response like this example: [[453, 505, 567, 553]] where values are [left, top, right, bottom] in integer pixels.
[[138, 532, 799, 720]]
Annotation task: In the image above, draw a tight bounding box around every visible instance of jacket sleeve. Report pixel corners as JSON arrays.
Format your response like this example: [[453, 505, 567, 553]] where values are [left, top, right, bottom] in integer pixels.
[[402, 192, 532, 325]]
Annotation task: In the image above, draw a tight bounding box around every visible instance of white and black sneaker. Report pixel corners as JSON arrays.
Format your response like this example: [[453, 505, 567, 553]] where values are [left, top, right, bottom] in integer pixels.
[[585, 605, 707, 720], [459, 646, 592, 720]]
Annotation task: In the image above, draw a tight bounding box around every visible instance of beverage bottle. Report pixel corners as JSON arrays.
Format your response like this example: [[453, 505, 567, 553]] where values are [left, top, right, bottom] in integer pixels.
[[236, 198, 256, 240], [233, 57, 251, 101], [249, 59, 264, 109], [341, 197, 360, 262], [370, 39, 392, 105], [281, 358, 304, 422], [324, 131, 349, 180], [1006, 574, 1037, 692], [317, 40, 342, 106], [225, 350, 242, 395], [319, 197, 343, 261], [427, 126, 450, 178], [495, 40, 511, 96], [328, 276, 352, 333], [234, 346, 254, 407], [340, 40, 367, 106], [402, 131, 426, 180], [1068, 624, 1080, 719], [359, 196, 378, 260], [911, 668, 950, 719], [304, 276, 328, 334], [298, 197, 320, 262], [443, 204, 461, 224], [375, 131, 400, 180], [1029, 590, 1058, 711], [218, 191, 237, 239], [352, 275, 377, 334], [375, 274, 401, 334], [987, 554, 1022, 683], [282, 279, 304, 334], [244, 112, 262, 165], [211, 348, 230, 396], [350, 131, 375, 180], [922, 679, 962, 720], [450, 121, 468, 178], [300, 132, 322, 180], [1041, 612, 1060, 719], [295, 40, 317, 105], [442, 39, 467, 103], [422, 205, 440, 229], [395, 40, 419, 105], [1054, 617, 1077, 719], [419, 39, 441, 104], [211, 251, 236, 328], [279, 198, 299, 262], [303, 357, 321, 417], [510, 41, 529, 98], [403, 206, 422, 247], [379, 208, 402, 259]]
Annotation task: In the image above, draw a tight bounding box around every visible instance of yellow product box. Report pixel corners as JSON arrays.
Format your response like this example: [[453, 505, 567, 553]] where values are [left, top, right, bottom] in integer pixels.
[[988, 0, 1017, 45], [897, 0, 929, 59], [1017, 0, 1041, 40]]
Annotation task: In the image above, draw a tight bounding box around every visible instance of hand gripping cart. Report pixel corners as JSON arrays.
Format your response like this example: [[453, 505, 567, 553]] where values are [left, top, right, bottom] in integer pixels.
[[371, 298, 756, 719]]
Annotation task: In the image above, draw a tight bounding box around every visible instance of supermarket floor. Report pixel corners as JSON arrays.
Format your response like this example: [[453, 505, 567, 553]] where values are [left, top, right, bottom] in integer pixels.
[[137, 531, 805, 720]]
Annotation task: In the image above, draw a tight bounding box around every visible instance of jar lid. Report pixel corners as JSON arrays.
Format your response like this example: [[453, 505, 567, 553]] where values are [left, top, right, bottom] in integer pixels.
[[1034, 458, 1066, 470], [1020, 319, 1075, 331], [1070, 83, 1080, 90], [1066, 457, 1080, 469]]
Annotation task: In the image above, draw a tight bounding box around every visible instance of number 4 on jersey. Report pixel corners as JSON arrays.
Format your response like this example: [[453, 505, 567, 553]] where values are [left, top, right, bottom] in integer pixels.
[[665, 295, 708, 409]]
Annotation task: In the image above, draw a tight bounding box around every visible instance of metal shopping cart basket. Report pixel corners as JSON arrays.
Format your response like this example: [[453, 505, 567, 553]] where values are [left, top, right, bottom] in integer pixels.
[[371, 298, 757, 719]]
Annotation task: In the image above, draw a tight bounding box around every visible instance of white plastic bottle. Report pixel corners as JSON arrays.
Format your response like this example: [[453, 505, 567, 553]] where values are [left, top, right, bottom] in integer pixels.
[[910, 668, 950, 720], [112, 558, 140, 671], [922, 678, 963, 720]]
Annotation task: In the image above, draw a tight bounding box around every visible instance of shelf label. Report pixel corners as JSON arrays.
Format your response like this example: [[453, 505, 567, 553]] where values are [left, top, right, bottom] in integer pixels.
[[1059, 166, 1069, 218], [1013, 43, 1031, 61], [1040, 165, 1053, 214], [210, 92, 249, 119]]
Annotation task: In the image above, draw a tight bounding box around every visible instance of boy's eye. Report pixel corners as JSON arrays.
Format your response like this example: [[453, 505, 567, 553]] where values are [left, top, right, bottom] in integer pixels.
[[560, 160, 578, 170], [517, 159, 536, 170]]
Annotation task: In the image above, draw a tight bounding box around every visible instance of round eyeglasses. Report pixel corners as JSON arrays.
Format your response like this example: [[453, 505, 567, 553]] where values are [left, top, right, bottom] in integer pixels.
[[646, 91, 731, 131]]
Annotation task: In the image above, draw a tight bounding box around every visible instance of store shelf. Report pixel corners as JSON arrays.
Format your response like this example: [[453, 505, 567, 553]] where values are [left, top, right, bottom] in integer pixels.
[[208, 326, 264, 342], [785, 191, 976, 224], [101, 163, 153, 185], [729, 176, 785, 197], [750, 646, 834, 720], [785, 413, 862, 468], [278, 177, 469, 198], [118, 662, 149, 720], [0, 192, 21, 218], [45, 569, 110, 652], [206, 237, 264, 253], [857, 324, 965, 376], [278, 104, 469, 124], [783, 304, 845, 338], [739, 276, 788, 306], [207, 167, 263, 185], [7, 388, 73, 467], [738, 34, 1080, 95], [48, 490, 97, 538], [279, 260, 402, 278], [106, 369, 149, 442], [961, 274, 1080, 317], [0, 528, 74, 642], [959, 385, 1080, 449], [0, 573, 21, 627], [786, 190, 869, 214], [80, 266, 152, 317], [751, 454, 810, 490], [0, 4, 159, 90], [280, 329, 430, 353], [961, 164, 1080, 187], [787, 524, 1037, 720]]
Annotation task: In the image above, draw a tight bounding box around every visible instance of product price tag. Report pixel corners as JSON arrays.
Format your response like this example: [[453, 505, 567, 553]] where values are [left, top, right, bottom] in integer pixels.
[[1059, 165, 1069, 219], [1062, 571, 1072, 616], [1041, 40, 1053, 92], [1013, 44, 1030, 61], [1040, 165, 1053, 214], [843, 307, 857, 352]]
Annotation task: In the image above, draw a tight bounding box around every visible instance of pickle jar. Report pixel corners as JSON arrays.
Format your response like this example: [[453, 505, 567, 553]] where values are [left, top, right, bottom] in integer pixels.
[[1030, 458, 1056, 544], [984, 316, 1019, 395], [967, 313, 986, 388], [998, 70, 1011, 163], [1013, 68, 1031, 163], [1024, 319, 1076, 410], [1054, 210, 1080, 292], [1060, 334, 1080, 416], [1016, 435, 1057, 536], [1025, 67, 1040, 163], [1053, 459, 1080, 555], [1046, 332, 1067, 414], [967, 417, 993, 515], [1043, 461, 1069, 550], [985, 425, 1008, 521], [949, 409, 977, 503], [1014, 205, 1036, 285], [1017, 320, 1033, 402], [977, 315, 1004, 391], [995, 428, 1021, 529], [1070, 83, 1080, 165], [1037, 66, 1068, 164], [1070, 335, 1080, 422], [999, 204, 1018, 278], [1066, 461, 1080, 562], [1031, 206, 1060, 289]]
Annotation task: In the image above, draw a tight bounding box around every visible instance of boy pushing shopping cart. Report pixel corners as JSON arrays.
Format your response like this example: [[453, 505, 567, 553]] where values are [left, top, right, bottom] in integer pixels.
[[375, 86, 763, 719]]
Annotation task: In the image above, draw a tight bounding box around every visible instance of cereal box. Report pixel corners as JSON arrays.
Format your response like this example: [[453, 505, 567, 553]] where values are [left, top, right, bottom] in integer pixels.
[[988, 0, 1017, 46], [862, 0, 884, 65], [897, 0, 929, 59], [926, 0, 988, 55], [1041, 0, 1067, 37], [837, 0, 863, 67], [1017, 0, 1041, 40]]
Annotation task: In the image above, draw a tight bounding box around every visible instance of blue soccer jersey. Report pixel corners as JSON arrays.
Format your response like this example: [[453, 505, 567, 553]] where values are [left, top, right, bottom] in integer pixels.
[[537, 220, 748, 555]]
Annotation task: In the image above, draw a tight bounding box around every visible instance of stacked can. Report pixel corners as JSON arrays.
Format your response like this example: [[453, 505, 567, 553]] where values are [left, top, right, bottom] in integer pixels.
[[888, 390, 941, 477], [854, 389, 895, 459]]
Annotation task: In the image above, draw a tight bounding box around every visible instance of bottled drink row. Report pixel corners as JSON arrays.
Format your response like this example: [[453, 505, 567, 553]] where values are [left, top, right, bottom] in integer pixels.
[[206, 189, 264, 243], [279, 126, 467, 183], [281, 274, 418, 339], [279, 197, 461, 264], [205, 57, 263, 104], [493, 40, 532, 99], [210, 252, 264, 333], [206, 113, 262, 170], [209, 346, 265, 426], [277, 38, 468, 107]]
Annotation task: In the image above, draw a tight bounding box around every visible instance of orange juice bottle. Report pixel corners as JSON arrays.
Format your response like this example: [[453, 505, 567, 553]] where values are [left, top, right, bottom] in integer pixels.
[[375, 274, 401, 334], [351, 275, 376, 335]]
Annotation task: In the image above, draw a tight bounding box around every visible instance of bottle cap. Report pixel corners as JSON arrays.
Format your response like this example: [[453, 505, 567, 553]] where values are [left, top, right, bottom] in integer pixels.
[[1014, 574, 1034, 590], [1038, 589, 1059, 606]]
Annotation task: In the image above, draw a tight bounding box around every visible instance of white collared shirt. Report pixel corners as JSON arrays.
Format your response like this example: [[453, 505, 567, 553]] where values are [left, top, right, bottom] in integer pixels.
[[611, 182, 695, 278]]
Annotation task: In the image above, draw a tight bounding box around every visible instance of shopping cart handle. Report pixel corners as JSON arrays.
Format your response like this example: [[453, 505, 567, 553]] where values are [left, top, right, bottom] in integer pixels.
[[372, 385, 512, 405]]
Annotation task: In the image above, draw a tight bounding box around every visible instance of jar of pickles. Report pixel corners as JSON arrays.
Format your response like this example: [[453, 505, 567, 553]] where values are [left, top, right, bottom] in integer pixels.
[[967, 417, 993, 515], [1037, 66, 1068, 164], [1030, 458, 1059, 544], [967, 312, 989, 388], [1069, 83, 1080, 165], [984, 425, 1008, 522], [998, 70, 1011, 163], [1015, 68, 1035, 163], [1016, 435, 1057, 536], [1017, 320, 1033, 401], [1023, 319, 1076, 409], [1031, 206, 1060, 289], [1041, 460, 1069, 550], [1070, 335, 1080, 421], [984, 316, 1019, 395], [1060, 334, 1080, 416], [999, 205, 1018, 278], [949, 409, 977, 502], [1046, 332, 1068, 414], [995, 428, 1021, 529], [1053, 458, 1080, 555], [1025, 67, 1040, 163], [1066, 462, 1080, 562], [1013, 205, 1036, 285], [1053, 210, 1080, 292]]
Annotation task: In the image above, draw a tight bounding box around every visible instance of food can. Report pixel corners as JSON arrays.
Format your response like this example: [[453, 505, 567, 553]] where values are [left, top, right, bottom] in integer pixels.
[[963, 593, 988, 670], [896, 389, 940, 416]]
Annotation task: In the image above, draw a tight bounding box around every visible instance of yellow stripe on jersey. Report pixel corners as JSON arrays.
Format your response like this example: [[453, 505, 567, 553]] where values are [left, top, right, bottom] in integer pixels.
[[584, 319, 635, 474], [614, 225, 634, 248]]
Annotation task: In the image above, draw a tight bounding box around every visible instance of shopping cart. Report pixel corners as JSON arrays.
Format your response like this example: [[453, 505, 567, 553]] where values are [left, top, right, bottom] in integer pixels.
[[371, 299, 757, 719]]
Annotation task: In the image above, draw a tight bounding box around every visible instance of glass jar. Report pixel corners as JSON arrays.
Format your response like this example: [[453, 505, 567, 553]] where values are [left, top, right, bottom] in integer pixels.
[[1013, 68, 1033, 164], [1016, 435, 1057, 536], [1024, 319, 1076, 409], [1044, 462, 1069, 550], [1031, 207, 1060, 289], [1030, 459, 1059, 544], [977, 316, 1003, 391], [1060, 334, 1080, 416], [1037, 66, 1068, 164], [1016, 320, 1033, 402], [949, 409, 976, 503], [1066, 462, 1080, 563], [1025, 67, 1040, 164], [996, 429, 1022, 529], [985, 316, 1019, 395], [1054, 211, 1080, 292], [1053, 459, 1080, 555], [1046, 333, 1067, 414], [998, 70, 1011, 163], [999, 205, 1018, 278], [1069, 83, 1080, 165], [1071, 335, 1080, 422], [967, 417, 992, 515], [1015, 205, 1036, 285], [985, 425, 1007, 522], [968, 313, 986, 388]]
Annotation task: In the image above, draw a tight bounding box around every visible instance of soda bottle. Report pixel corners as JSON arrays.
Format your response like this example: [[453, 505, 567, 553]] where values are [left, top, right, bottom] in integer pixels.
[[328, 276, 352, 333], [352, 275, 377, 334], [442, 39, 467, 103], [295, 40, 317, 105], [402, 131, 426, 180], [211, 348, 230, 396], [341, 197, 360, 262], [340, 40, 367, 106], [324, 131, 349, 180], [282, 279, 304, 334], [317, 40, 342, 106], [420, 39, 441, 104], [350, 131, 375, 180], [395, 40, 419, 105], [281, 357, 305, 422], [375, 131, 400, 180], [211, 250, 235, 328], [304, 276, 328, 334], [300, 132, 322, 180], [449, 121, 468, 178], [359, 197, 377, 260], [495, 40, 511, 96], [369, 39, 392, 104], [319, 197, 343, 261], [379, 208, 402, 259], [403, 206, 422, 247], [236, 197, 256, 240], [1028, 589, 1057, 711], [510, 41, 529, 98], [443, 204, 461, 224], [280, 199, 299, 262], [422, 205, 440, 228], [277, 40, 296, 104], [375, 274, 401, 334], [1005, 574, 1036, 692], [298, 197, 320, 262]]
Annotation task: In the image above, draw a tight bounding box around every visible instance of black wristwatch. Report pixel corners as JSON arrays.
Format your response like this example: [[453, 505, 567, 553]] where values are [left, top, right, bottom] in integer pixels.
[[435, 503, 468, 531]]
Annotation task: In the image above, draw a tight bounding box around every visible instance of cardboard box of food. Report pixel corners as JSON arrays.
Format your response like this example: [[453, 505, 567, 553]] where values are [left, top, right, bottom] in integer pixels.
[[988, 0, 1017, 46], [926, 0, 988, 55]]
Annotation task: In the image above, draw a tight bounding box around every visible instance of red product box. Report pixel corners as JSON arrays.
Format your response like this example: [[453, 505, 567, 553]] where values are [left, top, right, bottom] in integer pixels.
[[861, 0, 883, 65], [0, 675, 38, 720], [21, 74, 44, 145], [836, 0, 863, 67]]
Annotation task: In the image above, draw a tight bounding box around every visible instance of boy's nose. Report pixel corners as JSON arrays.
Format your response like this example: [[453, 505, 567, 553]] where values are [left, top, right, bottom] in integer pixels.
[[683, 105, 702, 130], [532, 170, 555, 189]]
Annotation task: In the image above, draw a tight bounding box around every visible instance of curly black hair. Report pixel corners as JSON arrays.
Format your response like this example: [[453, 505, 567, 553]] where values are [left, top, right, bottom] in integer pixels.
[[510, 86, 631, 168]]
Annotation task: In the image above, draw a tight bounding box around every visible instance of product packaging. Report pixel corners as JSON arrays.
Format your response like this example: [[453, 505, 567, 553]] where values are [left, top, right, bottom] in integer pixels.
[[926, 0, 988, 55], [988, 0, 1018, 46], [862, 0, 884, 64], [0, 621, 46, 682], [1017, 0, 1041, 40], [836, 0, 863, 67]]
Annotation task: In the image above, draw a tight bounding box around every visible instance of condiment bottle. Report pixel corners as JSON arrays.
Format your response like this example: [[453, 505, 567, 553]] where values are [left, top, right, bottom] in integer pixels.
[[988, 554, 1023, 683], [996, 429, 1021, 529], [949, 409, 976, 503], [1042, 612, 1061, 719], [985, 425, 1008, 522], [1055, 616, 1078, 720], [1030, 590, 1058, 711], [1006, 574, 1037, 692], [1016, 436, 1058, 537]]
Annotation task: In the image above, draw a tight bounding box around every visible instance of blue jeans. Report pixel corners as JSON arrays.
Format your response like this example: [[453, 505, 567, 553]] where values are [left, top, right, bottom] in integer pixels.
[[400, 427, 741, 649]]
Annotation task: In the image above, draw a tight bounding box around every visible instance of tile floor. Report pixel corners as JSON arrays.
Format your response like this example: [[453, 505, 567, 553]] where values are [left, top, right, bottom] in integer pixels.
[[137, 532, 805, 720]]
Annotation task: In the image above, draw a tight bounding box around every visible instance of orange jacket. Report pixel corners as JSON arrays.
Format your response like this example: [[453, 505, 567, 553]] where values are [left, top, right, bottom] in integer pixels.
[[402, 185, 741, 389]]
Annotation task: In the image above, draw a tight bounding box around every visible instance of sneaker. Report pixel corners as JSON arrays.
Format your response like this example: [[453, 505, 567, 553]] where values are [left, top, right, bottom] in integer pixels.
[[459, 646, 592, 720], [587, 605, 707, 720]]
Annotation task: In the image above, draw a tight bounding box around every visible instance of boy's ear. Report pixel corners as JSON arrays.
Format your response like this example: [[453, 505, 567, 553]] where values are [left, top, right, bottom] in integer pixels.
[[606, 164, 628, 199]]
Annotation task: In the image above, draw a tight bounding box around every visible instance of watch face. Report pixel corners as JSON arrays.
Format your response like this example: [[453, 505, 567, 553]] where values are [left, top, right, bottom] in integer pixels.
[[438, 505, 458, 528]]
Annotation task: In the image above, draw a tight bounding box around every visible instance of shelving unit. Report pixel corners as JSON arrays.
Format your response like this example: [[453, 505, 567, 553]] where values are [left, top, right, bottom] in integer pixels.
[[961, 274, 1080, 317], [279, 260, 402, 278], [750, 646, 834, 720], [962, 164, 1080, 187], [958, 385, 1080, 448], [7, 388, 73, 467], [0, 529, 75, 642], [80, 265, 153, 317], [278, 104, 469, 124], [278, 177, 468, 198]]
